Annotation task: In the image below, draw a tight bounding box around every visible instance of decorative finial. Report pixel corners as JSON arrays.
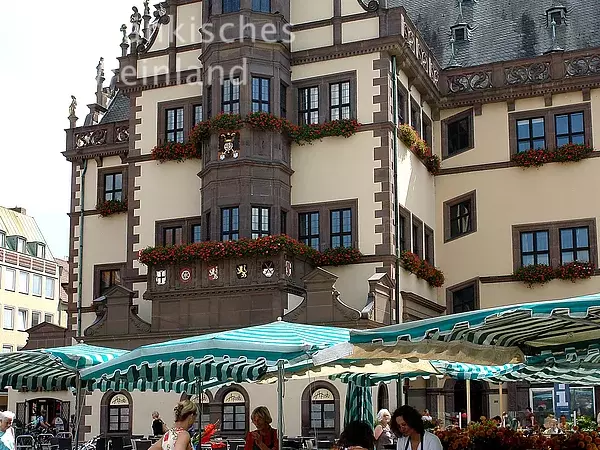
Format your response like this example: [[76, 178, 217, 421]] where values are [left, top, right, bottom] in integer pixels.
[[545, 18, 564, 53], [143, 0, 152, 39], [458, 0, 464, 22], [447, 36, 461, 68], [96, 57, 105, 82]]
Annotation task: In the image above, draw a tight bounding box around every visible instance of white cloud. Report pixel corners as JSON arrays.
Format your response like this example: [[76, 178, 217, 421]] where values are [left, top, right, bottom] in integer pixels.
[[0, 1, 140, 258]]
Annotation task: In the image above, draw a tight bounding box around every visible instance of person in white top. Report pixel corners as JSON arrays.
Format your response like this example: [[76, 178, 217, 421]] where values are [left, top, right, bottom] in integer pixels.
[[391, 406, 443, 450]]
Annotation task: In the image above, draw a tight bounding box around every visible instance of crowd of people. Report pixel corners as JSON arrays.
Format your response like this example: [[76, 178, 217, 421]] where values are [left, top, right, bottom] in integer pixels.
[[148, 402, 443, 450]]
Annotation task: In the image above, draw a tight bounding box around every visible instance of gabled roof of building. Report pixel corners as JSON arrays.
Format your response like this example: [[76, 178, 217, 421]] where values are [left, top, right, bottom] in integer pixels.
[[387, 0, 600, 68], [99, 91, 130, 124], [0, 206, 54, 259]]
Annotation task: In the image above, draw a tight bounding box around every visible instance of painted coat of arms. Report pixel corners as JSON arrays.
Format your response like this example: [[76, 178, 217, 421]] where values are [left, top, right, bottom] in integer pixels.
[[218, 132, 240, 160]]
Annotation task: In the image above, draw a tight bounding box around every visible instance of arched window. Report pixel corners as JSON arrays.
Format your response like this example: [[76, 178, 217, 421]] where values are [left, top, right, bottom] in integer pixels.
[[100, 391, 133, 435], [301, 382, 340, 441], [215, 386, 249, 437], [377, 383, 389, 412]]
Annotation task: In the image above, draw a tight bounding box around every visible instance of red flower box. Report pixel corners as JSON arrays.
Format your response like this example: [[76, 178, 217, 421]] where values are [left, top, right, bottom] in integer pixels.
[[512, 144, 593, 168], [96, 199, 128, 217], [400, 251, 445, 288], [151, 141, 201, 163], [556, 261, 595, 282], [513, 264, 555, 287]]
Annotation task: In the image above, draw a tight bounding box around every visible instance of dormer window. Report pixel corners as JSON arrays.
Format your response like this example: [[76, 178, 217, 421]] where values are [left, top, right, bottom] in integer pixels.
[[452, 25, 468, 41], [0, 232, 4, 248], [547, 7, 566, 26], [29, 242, 45, 259], [16, 238, 26, 253]]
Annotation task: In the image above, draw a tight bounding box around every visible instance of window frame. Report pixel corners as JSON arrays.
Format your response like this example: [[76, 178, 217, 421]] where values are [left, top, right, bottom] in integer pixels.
[[446, 279, 480, 314], [422, 113, 433, 148], [251, 207, 270, 239], [298, 211, 321, 251], [560, 226, 591, 265], [443, 190, 477, 243], [294, 71, 358, 125], [298, 86, 320, 126], [410, 98, 421, 137], [5, 268, 15, 292], [508, 103, 593, 156], [93, 263, 126, 299], [424, 225, 435, 265], [330, 208, 353, 249], [293, 199, 358, 252], [329, 81, 351, 121], [251, 0, 270, 12], [45, 277, 55, 299], [222, 77, 241, 115], [515, 116, 546, 153], [512, 218, 598, 271], [520, 230, 551, 266], [221, 207, 240, 242], [31, 311, 41, 327], [555, 111, 586, 147], [193, 104, 204, 125], [398, 205, 411, 253], [411, 215, 424, 259], [251, 76, 271, 113], [155, 217, 203, 246], [222, 0, 240, 13], [97, 167, 128, 206], [3, 307, 14, 330], [17, 309, 28, 332], [396, 82, 409, 125], [280, 82, 288, 119], [157, 97, 202, 146], [0, 231, 5, 248], [441, 108, 475, 160], [44, 313, 54, 324], [2, 345, 13, 353], [18, 271, 29, 295], [165, 107, 185, 143]]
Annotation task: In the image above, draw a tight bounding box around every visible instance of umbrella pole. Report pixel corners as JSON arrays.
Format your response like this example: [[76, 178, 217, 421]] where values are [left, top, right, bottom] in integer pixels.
[[498, 383, 503, 421], [466, 379, 471, 424], [74, 375, 82, 450], [277, 361, 284, 450], [197, 379, 203, 433], [396, 376, 405, 407]]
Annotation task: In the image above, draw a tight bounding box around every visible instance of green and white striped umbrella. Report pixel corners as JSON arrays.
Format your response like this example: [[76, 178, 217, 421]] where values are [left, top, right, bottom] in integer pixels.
[[343, 381, 374, 428], [346, 293, 600, 365], [81, 321, 351, 388], [0, 344, 126, 391]]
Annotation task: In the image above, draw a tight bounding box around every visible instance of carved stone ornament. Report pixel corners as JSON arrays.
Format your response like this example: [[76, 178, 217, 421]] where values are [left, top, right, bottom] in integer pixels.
[[356, 0, 380, 12], [236, 264, 248, 279], [219, 132, 240, 160], [208, 265, 219, 281], [564, 55, 600, 78], [115, 126, 130, 143], [262, 261, 275, 278], [75, 129, 108, 148], [285, 260, 292, 277], [448, 71, 493, 93], [505, 62, 551, 85], [155, 269, 167, 285], [180, 268, 192, 283]]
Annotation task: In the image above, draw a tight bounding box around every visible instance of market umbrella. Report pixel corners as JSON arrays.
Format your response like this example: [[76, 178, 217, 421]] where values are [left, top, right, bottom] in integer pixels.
[[343, 380, 374, 428], [320, 293, 600, 366]]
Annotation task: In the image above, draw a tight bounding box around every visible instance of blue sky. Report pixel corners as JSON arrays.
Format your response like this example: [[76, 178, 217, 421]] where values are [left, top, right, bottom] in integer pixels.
[[0, 1, 139, 258]]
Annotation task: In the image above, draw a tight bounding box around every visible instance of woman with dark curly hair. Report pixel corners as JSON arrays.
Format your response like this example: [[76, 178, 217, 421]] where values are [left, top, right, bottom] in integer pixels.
[[390, 406, 441, 450], [338, 421, 376, 450]]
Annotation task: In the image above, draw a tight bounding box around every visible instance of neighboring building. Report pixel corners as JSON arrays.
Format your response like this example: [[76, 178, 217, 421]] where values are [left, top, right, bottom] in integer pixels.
[[25, 0, 600, 438]]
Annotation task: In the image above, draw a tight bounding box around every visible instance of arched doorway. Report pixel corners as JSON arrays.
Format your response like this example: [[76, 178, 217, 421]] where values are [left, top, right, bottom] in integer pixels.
[[21, 398, 70, 432], [444, 380, 489, 423], [377, 383, 389, 412]]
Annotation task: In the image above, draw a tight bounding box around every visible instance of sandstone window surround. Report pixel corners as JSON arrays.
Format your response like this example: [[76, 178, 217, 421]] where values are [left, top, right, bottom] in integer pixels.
[[155, 216, 202, 247], [292, 199, 358, 252], [301, 381, 340, 440], [441, 108, 475, 160], [97, 167, 128, 205], [293, 71, 358, 125], [156, 96, 203, 145], [443, 190, 477, 243], [511, 218, 598, 272], [411, 214, 424, 259], [424, 224, 435, 265], [398, 205, 411, 253], [446, 278, 480, 314], [93, 263, 126, 299], [508, 103, 592, 155]]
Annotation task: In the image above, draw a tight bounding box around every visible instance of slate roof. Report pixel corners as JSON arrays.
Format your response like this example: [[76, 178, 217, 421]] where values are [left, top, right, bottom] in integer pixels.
[[99, 90, 130, 124], [386, 0, 600, 68]]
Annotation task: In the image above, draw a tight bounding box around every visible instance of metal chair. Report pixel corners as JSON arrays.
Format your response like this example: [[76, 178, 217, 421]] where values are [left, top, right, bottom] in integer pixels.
[[16, 435, 35, 450]]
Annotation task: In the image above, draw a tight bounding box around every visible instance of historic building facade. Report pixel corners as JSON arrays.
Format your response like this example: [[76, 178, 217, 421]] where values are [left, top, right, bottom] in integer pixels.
[[22, 0, 600, 438]]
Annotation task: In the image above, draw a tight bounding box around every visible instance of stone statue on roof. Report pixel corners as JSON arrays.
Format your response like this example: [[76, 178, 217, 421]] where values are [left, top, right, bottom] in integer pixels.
[[69, 96, 77, 117], [96, 58, 105, 82], [130, 6, 142, 35]]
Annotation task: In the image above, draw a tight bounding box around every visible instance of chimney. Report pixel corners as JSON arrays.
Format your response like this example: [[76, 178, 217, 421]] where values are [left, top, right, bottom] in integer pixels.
[[9, 207, 27, 215]]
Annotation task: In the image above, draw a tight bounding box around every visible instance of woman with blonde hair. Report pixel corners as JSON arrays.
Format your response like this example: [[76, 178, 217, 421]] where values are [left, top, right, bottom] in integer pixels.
[[149, 400, 198, 450], [374, 409, 395, 450], [244, 407, 278, 450]]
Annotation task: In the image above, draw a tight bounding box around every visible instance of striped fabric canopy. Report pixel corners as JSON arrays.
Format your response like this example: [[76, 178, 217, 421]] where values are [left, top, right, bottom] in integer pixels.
[[0, 344, 126, 391], [348, 294, 600, 364], [81, 321, 351, 387], [343, 381, 374, 428]]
